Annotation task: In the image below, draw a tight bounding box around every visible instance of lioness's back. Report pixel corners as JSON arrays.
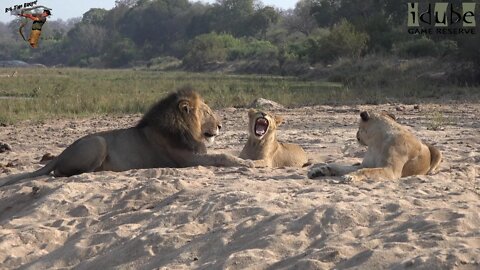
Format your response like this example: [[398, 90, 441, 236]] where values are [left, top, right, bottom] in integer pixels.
[[273, 142, 308, 167]]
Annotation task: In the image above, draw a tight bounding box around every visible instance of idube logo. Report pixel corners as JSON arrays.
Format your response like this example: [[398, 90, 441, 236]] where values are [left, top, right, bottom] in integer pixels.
[[407, 2, 476, 35]]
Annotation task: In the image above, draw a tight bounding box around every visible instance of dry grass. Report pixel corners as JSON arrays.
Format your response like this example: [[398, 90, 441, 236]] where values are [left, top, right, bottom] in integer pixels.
[[0, 67, 478, 124]]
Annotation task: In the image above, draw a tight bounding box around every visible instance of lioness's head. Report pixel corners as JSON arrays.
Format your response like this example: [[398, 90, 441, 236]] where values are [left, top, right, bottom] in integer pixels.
[[137, 88, 222, 148], [247, 109, 283, 140], [356, 111, 396, 146]]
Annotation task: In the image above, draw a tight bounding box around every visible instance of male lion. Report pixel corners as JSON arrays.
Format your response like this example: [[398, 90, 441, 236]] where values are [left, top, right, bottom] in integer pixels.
[[239, 109, 309, 168], [0, 88, 252, 187], [308, 111, 442, 182]]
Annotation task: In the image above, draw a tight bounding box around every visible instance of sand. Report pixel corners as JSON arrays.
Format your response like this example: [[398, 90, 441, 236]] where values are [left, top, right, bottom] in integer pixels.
[[0, 103, 479, 269]]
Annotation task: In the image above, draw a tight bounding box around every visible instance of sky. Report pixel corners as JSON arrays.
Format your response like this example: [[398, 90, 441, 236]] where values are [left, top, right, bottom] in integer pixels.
[[1, 0, 298, 23]]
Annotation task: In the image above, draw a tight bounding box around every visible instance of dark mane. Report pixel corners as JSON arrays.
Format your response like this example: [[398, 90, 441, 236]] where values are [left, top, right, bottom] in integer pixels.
[[136, 87, 205, 152]]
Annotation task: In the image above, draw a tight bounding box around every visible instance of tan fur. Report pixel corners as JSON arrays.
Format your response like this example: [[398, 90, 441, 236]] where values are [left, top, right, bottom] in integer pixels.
[[239, 109, 308, 168], [308, 111, 442, 182], [0, 88, 252, 187]]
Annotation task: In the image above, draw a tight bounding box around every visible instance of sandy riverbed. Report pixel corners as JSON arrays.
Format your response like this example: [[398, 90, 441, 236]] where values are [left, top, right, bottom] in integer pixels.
[[0, 103, 479, 269]]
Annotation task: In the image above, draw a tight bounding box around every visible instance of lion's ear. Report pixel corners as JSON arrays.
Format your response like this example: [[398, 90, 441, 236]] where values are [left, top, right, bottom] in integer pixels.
[[383, 112, 396, 121], [248, 109, 256, 118], [360, 111, 370, 122], [178, 100, 193, 114], [274, 115, 284, 126]]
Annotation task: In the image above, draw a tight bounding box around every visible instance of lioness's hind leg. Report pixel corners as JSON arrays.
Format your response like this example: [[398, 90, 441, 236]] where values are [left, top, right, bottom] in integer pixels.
[[54, 136, 108, 177], [427, 144, 442, 174]]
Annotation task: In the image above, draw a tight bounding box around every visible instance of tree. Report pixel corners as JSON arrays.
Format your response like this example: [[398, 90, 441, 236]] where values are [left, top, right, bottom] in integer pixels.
[[0, 22, 23, 60], [81, 8, 108, 25], [185, 2, 212, 38], [283, 0, 318, 36], [115, 0, 139, 8], [119, 0, 191, 56], [209, 0, 256, 36], [310, 0, 337, 27], [67, 24, 108, 56], [247, 6, 279, 38], [103, 34, 137, 67]]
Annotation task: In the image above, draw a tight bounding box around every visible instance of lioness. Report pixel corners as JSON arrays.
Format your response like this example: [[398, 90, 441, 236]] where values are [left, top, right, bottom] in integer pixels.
[[0, 88, 252, 187], [308, 111, 442, 182], [239, 109, 309, 167]]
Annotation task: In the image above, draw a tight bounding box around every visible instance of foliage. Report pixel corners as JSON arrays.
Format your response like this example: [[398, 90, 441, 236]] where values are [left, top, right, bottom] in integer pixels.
[[0, 0, 478, 84], [228, 39, 278, 60], [283, 0, 318, 36], [183, 33, 239, 70], [394, 37, 438, 58], [304, 19, 369, 64], [393, 38, 459, 58], [119, 0, 191, 57], [103, 35, 137, 67], [146, 56, 182, 70]]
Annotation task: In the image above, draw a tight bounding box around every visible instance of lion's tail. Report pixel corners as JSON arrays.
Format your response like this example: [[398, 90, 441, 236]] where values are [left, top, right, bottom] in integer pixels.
[[427, 144, 442, 174], [0, 159, 57, 187]]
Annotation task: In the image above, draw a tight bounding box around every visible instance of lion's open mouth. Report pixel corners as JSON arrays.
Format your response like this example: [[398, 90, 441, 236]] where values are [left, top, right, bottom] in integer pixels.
[[254, 117, 269, 137]]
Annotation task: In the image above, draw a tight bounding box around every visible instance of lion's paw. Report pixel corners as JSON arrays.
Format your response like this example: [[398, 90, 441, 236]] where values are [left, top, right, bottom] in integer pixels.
[[227, 156, 255, 168], [247, 160, 256, 168], [241, 159, 255, 168], [252, 160, 269, 168], [308, 165, 334, 179]]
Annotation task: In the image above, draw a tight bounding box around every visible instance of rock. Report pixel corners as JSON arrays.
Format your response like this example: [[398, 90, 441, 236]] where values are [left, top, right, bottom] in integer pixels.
[[6, 160, 18, 167], [249, 98, 284, 110], [0, 142, 12, 153]]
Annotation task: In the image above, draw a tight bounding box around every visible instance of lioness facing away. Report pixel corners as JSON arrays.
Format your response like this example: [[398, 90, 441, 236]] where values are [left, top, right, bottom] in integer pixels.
[[308, 111, 442, 182], [0, 88, 252, 187], [239, 109, 309, 168]]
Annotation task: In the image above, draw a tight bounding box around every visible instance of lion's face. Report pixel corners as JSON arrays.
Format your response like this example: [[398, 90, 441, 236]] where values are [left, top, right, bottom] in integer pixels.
[[247, 109, 283, 140], [199, 102, 222, 144], [356, 111, 396, 146], [179, 96, 221, 144]]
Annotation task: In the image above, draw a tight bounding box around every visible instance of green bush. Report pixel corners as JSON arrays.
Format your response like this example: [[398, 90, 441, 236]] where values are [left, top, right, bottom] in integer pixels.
[[436, 40, 458, 56], [286, 42, 309, 61], [183, 33, 240, 70], [329, 19, 369, 59], [394, 37, 437, 58], [147, 56, 182, 70], [304, 37, 336, 64], [394, 38, 459, 59], [280, 59, 312, 76], [303, 19, 369, 64], [228, 39, 278, 60]]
